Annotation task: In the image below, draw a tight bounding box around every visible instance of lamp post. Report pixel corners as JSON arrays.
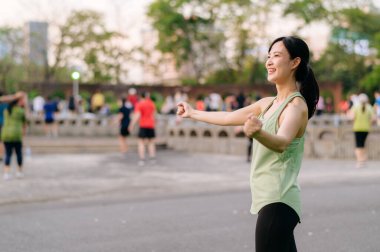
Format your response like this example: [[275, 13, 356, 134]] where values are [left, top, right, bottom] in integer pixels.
[[71, 71, 80, 112]]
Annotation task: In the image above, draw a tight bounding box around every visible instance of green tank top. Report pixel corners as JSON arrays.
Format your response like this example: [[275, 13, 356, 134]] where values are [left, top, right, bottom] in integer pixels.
[[250, 92, 305, 218]]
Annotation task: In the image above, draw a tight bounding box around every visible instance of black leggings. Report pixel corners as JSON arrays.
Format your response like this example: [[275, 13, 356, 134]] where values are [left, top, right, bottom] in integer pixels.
[[256, 202, 300, 252], [4, 141, 23, 166], [354, 131, 368, 148]]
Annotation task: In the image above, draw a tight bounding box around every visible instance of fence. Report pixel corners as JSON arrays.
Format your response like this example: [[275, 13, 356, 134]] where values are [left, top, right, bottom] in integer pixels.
[[27, 115, 380, 159], [166, 115, 380, 160]]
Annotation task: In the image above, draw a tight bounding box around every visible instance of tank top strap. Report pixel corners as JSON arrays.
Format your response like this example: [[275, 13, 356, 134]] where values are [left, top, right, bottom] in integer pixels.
[[259, 97, 277, 118], [271, 92, 304, 120]]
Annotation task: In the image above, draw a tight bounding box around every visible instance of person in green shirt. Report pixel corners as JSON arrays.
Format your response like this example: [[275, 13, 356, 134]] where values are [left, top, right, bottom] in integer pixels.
[[177, 36, 319, 252], [0, 91, 25, 161], [349, 93, 375, 167], [2, 93, 27, 180]]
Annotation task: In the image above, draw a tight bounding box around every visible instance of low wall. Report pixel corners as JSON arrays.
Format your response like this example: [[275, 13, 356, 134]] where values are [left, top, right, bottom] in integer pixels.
[[167, 116, 380, 160], [27, 115, 380, 159], [27, 114, 169, 138]]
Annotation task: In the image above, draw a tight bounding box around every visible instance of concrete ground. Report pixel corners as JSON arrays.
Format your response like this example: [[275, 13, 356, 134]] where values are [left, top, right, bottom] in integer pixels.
[[0, 150, 379, 251]]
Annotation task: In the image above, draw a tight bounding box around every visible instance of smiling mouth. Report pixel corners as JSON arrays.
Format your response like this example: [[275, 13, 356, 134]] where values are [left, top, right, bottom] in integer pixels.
[[268, 69, 276, 74]]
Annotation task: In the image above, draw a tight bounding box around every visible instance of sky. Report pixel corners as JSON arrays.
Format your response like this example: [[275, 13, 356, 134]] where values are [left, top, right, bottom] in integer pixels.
[[0, 0, 153, 38]]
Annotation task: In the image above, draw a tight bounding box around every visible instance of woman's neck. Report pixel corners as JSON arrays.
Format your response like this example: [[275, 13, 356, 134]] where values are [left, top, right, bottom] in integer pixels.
[[275, 82, 298, 102]]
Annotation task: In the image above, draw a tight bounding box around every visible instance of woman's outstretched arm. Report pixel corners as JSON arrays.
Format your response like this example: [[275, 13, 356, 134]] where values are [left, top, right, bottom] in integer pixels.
[[177, 98, 269, 126]]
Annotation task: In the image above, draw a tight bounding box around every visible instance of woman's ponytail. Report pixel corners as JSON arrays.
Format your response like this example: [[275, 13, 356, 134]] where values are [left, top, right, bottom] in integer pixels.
[[299, 66, 319, 119]]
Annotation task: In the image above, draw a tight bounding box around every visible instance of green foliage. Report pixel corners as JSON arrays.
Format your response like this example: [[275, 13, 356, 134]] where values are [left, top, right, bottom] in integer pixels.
[[27, 90, 40, 99], [104, 91, 117, 104], [150, 91, 164, 112], [283, 2, 380, 93], [247, 60, 267, 84], [49, 10, 130, 83], [79, 91, 91, 101], [360, 65, 380, 93], [283, 0, 327, 24], [0, 26, 25, 92], [205, 68, 237, 85], [181, 77, 198, 86], [313, 43, 368, 92], [51, 90, 65, 100], [109, 101, 120, 114], [147, 0, 228, 82], [147, 0, 286, 84], [204, 59, 267, 85]]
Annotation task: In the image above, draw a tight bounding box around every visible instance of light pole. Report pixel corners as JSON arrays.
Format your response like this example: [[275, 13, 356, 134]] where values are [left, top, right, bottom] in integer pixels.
[[71, 71, 80, 112]]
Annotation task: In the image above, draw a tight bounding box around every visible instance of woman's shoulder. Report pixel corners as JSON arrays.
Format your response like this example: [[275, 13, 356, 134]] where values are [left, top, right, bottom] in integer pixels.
[[255, 96, 276, 110], [257, 96, 275, 105], [287, 96, 308, 115]]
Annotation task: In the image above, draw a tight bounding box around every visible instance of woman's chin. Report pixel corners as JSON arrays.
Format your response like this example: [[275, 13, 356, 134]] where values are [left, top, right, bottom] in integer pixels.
[[267, 76, 276, 83]]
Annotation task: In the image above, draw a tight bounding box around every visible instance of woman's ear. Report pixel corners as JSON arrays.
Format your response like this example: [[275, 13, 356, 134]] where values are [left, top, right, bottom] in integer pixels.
[[291, 57, 301, 70]]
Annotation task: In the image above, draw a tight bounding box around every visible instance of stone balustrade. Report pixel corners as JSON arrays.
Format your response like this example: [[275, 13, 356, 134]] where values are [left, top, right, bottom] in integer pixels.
[[167, 115, 380, 160], [27, 114, 169, 138], [27, 114, 380, 159]]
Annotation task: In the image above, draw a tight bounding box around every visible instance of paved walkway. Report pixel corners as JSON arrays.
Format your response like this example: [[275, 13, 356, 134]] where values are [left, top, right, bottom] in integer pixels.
[[23, 136, 167, 153], [1, 150, 379, 206]]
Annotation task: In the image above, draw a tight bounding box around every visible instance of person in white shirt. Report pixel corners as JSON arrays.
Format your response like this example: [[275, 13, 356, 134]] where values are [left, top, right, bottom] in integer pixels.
[[33, 95, 45, 116]]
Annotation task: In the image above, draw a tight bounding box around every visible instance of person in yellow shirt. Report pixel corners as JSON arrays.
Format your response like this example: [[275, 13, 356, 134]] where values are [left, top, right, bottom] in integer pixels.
[[349, 93, 375, 167], [91, 89, 105, 113]]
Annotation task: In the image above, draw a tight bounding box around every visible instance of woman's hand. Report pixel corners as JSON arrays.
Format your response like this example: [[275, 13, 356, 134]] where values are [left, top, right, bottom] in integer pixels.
[[243, 113, 262, 138], [177, 102, 193, 118]]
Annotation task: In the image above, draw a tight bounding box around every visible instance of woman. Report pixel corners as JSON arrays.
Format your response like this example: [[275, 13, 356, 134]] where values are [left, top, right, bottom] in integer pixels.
[[177, 36, 319, 251], [2, 94, 27, 180], [350, 93, 375, 167]]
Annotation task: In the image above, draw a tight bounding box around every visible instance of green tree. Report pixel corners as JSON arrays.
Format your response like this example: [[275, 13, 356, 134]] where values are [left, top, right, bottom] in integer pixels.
[[147, 0, 278, 84], [282, 1, 380, 92], [48, 10, 130, 83], [0, 26, 25, 92], [147, 0, 226, 83]]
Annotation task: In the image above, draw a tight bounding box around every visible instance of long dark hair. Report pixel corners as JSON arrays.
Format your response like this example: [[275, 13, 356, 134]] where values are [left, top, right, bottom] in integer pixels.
[[268, 36, 319, 119]]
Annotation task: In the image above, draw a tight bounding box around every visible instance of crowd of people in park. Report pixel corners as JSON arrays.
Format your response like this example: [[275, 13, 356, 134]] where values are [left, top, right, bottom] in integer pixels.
[[0, 86, 379, 181]]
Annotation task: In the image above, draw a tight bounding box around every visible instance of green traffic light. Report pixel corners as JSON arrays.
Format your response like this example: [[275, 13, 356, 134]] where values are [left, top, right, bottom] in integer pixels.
[[71, 71, 80, 80]]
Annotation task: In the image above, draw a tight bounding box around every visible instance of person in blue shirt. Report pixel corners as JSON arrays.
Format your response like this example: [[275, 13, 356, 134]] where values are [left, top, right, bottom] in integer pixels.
[[43, 96, 59, 137]]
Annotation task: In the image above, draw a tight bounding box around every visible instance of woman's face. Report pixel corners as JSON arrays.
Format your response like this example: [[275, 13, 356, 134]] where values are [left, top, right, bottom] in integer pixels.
[[266, 41, 298, 84]]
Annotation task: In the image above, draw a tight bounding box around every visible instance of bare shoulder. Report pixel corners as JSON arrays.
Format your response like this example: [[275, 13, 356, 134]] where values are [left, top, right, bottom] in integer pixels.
[[243, 96, 274, 113], [287, 96, 308, 115], [257, 96, 276, 109]]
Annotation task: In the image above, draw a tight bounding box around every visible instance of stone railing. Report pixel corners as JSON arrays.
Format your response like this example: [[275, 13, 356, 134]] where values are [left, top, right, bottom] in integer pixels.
[[27, 114, 380, 159], [27, 114, 169, 138], [167, 115, 380, 160]]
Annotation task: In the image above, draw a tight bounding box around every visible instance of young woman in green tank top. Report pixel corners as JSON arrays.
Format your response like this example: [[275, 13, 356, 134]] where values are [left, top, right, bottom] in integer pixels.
[[177, 36, 319, 252]]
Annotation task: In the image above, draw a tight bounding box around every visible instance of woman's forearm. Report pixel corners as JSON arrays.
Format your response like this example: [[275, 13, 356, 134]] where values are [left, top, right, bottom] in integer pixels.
[[190, 105, 260, 126], [253, 130, 290, 153], [190, 110, 231, 126], [191, 110, 251, 126]]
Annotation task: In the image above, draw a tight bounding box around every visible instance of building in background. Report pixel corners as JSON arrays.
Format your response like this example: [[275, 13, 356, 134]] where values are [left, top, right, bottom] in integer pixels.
[[24, 21, 48, 66]]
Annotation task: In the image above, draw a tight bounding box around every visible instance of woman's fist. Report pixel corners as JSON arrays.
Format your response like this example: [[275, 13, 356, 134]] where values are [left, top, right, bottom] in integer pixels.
[[177, 102, 193, 118], [243, 114, 262, 138]]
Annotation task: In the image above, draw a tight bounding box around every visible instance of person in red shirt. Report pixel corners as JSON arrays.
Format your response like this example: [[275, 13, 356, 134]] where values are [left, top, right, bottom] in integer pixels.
[[129, 92, 156, 166]]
